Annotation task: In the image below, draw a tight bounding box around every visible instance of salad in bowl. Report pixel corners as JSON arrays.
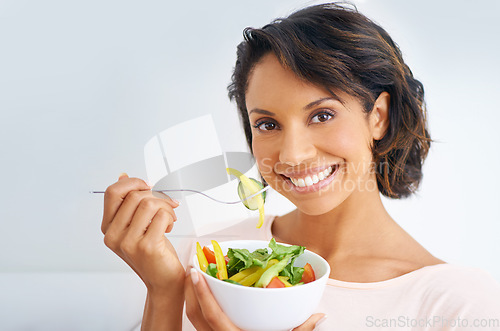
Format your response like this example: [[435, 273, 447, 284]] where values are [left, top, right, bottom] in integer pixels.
[[192, 239, 330, 331]]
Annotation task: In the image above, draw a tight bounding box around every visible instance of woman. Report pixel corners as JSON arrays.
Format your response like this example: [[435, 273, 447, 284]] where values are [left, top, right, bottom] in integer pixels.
[[101, 3, 500, 330]]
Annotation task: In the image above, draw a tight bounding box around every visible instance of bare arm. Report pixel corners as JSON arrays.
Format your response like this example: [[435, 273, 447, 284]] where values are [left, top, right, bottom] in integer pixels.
[[142, 285, 185, 331], [101, 174, 185, 330]]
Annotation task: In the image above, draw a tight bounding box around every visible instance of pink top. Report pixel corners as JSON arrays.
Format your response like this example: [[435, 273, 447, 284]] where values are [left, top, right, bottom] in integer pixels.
[[183, 215, 500, 330]]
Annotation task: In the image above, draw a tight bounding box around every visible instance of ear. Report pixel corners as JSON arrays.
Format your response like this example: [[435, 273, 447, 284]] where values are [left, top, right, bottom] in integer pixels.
[[370, 92, 390, 140]]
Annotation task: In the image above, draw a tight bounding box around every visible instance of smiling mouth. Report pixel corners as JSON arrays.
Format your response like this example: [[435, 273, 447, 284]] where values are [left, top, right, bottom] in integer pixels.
[[283, 165, 339, 188]]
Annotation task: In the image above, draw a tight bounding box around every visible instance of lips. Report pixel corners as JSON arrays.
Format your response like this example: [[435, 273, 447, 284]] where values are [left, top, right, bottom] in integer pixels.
[[280, 164, 340, 193], [288, 166, 334, 187]]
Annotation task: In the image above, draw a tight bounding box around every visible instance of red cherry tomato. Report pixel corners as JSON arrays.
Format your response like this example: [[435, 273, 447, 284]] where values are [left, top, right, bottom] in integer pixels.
[[301, 263, 316, 284], [266, 276, 286, 288]]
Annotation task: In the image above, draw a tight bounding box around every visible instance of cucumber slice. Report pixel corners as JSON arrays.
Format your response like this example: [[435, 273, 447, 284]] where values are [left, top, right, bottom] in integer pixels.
[[238, 178, 266, 210], [222, 279, 243, 286], [226, 167, 266, 228]]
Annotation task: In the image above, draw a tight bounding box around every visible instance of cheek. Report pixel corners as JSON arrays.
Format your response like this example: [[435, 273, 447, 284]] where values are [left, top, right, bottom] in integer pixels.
[[322, 124, 374, 179], [318, 124, 365, 158], [315, 123, 374, 182]]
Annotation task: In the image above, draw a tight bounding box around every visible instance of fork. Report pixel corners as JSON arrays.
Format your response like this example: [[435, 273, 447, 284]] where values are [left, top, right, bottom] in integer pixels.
[[90, 186, 270, 205]]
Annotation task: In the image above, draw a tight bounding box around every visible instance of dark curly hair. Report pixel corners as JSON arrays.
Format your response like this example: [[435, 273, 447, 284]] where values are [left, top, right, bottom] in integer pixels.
[[227, 2, 431, 199]]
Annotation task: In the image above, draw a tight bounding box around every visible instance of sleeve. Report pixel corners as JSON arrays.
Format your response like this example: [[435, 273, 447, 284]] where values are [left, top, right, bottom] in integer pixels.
[[456, 269, 500, 330], [429, 267, 500, 330]]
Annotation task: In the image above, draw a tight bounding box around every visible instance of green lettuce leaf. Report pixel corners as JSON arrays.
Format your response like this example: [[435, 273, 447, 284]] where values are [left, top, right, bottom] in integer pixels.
[[255, 254, 293, 288], [268, 238, 305, 260], [225, 238, 306, 282], [226, 248, 271, 277], [206, 263, 218, 278], [279, 256, 304, 285]]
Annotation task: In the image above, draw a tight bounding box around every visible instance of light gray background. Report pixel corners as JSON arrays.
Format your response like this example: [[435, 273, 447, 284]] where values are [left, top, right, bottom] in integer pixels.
[[1, 0, 499, 329]]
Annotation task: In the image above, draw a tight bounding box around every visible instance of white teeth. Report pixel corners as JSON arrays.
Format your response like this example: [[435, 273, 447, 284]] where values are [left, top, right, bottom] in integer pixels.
[[304, 176, 314, 186], [289, 165, 336, 188]]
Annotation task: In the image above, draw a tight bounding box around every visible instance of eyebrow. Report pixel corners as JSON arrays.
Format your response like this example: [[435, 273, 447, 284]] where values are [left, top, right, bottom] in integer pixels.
[[248, 97, 341, 116], [304, 97, 340, 110]]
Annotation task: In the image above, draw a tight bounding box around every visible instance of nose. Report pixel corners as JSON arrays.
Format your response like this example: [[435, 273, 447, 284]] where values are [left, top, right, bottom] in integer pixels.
[[278, 128, 317, 166]]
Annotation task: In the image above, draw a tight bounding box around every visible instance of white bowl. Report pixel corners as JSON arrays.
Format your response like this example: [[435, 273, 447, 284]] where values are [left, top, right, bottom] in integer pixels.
[[192, 240, 330, 331]]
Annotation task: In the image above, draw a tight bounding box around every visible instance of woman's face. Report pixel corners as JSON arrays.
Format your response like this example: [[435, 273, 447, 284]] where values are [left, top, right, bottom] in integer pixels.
[[245, 54, 382, 215]]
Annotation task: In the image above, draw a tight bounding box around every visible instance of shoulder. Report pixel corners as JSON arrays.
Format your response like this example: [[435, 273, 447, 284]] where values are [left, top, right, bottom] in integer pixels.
[[421, 263, 500, 293], [412, 264, 500, 315]]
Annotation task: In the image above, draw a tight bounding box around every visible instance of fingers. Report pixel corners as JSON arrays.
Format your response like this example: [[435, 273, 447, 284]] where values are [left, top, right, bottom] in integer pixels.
[[105, 193, 177, 255], [189, 269, 239, 331], [152, 190, 180, 206], [292, 313, 327, 331], [101, 174, 179, 234], [101, 175, 150, 234], [185, 269, 212, 331], [143, 208, 175, 240], [125, 196, 177, 237], [108, 190, 152, 234]]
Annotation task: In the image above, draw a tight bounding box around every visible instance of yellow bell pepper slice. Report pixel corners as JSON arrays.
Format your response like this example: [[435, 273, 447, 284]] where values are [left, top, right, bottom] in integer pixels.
[[277, 276, 293, 287], [211, 240, 228, 280], [229, 266, 261, 283], [257, 206, 265, 228], [196, 242, 208, 273], [239, 259, 279, 287], [226, 167, 265, 229]]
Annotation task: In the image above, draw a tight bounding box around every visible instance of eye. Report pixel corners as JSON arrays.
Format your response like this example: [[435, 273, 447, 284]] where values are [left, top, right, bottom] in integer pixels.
[[310, 111, 334, 124], [253, 120, 278, 131]]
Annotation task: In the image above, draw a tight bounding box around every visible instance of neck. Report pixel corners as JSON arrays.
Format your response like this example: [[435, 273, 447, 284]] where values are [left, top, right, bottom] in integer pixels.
[[274, 187, 396, 261]]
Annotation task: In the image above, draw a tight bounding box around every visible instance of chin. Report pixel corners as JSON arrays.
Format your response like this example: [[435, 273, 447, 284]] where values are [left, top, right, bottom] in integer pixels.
[[288, 195, 343, 216]]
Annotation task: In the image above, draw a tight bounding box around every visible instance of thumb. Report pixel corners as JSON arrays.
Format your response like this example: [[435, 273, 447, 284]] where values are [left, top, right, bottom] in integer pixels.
[[292, 313, 327, 331], [118, 172, 129, 180]]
